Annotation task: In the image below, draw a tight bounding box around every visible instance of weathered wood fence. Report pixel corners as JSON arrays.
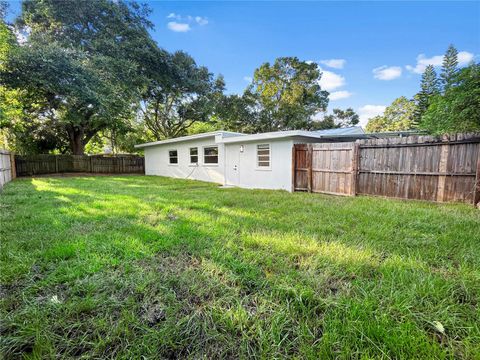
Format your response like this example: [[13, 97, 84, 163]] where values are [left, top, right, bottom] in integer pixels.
[[0, 150, 15, 190], [15, 154, 144, 177], [293, 133, 480, 205]]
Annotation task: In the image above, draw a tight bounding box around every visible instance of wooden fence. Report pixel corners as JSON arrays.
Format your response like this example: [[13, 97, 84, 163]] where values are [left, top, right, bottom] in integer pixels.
[[293, 133, 480, 205], [15, 154, 144, 177], [0, 150, 15, 190]]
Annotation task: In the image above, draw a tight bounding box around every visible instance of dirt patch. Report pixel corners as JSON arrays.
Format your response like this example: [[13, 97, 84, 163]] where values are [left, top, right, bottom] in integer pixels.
[[142, 303, 166, 326]]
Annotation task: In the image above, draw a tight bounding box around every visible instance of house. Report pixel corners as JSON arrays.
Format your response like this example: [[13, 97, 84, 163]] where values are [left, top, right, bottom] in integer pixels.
[[135, 127, 366, 191]]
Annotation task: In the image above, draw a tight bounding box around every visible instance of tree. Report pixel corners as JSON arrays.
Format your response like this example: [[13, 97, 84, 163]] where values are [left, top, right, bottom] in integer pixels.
[[366, 96, 417, 132], [441, 45, 459, 91], [214, 94, 259, 133], [141, 51, 224, 139], [312, 108, 359, 130], [245, 57, 329, 132], [415, 65, 440, 122], [420, 63, 480, 134], [1, 0, 158, 154]]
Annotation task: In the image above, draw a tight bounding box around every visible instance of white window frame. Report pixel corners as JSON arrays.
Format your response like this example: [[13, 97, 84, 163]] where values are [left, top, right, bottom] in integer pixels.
[[203, 145, 219, 166], [189, 147, 199, 165], [256, 143, 271, 170], [168, 149, 178, 165]]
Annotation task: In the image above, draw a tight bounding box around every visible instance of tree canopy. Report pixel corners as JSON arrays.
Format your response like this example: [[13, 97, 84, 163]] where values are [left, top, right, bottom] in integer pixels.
[[420, 64, 480, 134], [244, 57, 329, 132], [142, 51, 225, 140], [1, 0, 158, 154], [366, 45, 479, 135], [366, 97, 417, 133]]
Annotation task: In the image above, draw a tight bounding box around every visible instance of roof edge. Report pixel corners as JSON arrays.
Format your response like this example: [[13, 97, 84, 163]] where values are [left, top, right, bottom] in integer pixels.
[[135, 131, 245, 148]]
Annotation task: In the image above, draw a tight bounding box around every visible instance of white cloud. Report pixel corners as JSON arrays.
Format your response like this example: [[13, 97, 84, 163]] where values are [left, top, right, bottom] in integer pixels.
[[195, 16, 209, 26], [167, 22, 191, 32], [373, 66, 402, 80], [329, 90, 352, 101], [358, 105, 386, 127], [406, 51, 475, 74], [319, 69, 345, 91], [406, 54, 443, 74], [243, 76, 253, 83], [458, 51, 475, 65], [320, 59, 346, 69], [166, 14, 208, 31]]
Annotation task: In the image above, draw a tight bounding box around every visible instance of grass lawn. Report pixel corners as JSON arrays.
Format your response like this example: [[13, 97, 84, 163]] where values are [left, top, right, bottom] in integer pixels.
[[1, 176, 479, 359]]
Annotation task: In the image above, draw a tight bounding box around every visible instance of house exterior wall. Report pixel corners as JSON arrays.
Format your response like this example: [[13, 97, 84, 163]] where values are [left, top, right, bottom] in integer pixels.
[[224, 139, 294, 191], [143, 137, 226, 184]]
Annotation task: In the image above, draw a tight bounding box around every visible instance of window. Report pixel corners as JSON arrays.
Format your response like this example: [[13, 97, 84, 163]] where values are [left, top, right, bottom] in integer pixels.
[[257, 144, 270, 168], [190, 147, 198, 164], [169, 150, 178, 164], [203, 146, 218, 164]]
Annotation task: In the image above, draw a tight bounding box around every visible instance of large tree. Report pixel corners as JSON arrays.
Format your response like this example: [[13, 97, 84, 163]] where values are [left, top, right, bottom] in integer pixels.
[[213, 94, 259, 133], [141, 51, 224, 139], [244, 57, 329, 132], [366, 96, 417, 133], [420, 63, 480, 134], [1, 0, 158, 154], [311, 108, 359, 130], [414, 64, 440, 123], [440, 44, 459, 91]]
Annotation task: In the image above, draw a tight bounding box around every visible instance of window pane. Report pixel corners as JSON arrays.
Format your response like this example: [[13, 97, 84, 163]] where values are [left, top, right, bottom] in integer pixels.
[[204, 156, 218, 164], [204, 147, 218, 156], [169, 150, 178, 164], [257, 144, 270, 167], [190, 148, 198, 155], [204, 146, 218, 164], [190, 155, 198, 163]]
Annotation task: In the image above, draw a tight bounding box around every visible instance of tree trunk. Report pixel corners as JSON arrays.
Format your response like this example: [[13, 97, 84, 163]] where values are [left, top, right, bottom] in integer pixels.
[[67, 127, 86, 155]]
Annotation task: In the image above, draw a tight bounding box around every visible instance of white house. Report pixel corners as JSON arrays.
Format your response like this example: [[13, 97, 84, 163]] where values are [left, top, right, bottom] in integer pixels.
[[135, 127, 365, 191]]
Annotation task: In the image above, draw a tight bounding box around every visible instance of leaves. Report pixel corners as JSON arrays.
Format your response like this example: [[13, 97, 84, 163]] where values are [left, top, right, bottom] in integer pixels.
[[244, 57, 329, 132], [1, 0, 156, 154], [365, 97, 417, 132]]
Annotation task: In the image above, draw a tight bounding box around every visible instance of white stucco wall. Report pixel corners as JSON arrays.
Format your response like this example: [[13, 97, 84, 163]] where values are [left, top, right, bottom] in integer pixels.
[[224, 139, 294, 191], [143, 136, 226, 184]]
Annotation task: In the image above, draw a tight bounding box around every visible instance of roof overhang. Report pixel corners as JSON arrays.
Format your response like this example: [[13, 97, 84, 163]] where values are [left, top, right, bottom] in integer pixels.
[[134, 131, 244, 149]]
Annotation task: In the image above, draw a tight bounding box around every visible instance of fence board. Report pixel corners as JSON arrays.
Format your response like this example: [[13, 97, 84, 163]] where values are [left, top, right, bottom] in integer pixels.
[[293, 133, 480, 205], [15, 155, 144, 177], [0, 150, 14, 190]]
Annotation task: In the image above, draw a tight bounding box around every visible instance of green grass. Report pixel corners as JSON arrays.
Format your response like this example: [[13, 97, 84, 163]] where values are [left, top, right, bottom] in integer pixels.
[[1, 175, 479, 359]]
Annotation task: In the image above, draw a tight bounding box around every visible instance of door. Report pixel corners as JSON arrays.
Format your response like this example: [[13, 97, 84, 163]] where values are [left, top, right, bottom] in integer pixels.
[[225, 144, 240, 186]]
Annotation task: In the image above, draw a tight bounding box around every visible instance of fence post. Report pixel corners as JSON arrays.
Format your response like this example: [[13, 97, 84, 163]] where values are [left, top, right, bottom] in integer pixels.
[[55, 156, 59, 173], [436, 135, 450, 202], [474, 150, 480, 207], [351, 142, 360, 196], [89, 156, 93, 173], [10, 153, 16, 179], [121, 157, 125, 173], [307, 144, 312, 193]]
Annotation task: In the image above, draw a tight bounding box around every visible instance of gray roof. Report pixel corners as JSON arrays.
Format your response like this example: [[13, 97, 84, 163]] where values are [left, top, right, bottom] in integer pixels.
[[313, 126, 365, 135]]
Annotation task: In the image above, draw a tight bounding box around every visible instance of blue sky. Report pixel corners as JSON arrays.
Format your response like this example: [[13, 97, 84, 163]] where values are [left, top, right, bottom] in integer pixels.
[[6, 1, 480, 125]]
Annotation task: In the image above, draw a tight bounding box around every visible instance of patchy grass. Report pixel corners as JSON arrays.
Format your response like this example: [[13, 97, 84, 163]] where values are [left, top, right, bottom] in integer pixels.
[[0, 175, 479, 359]]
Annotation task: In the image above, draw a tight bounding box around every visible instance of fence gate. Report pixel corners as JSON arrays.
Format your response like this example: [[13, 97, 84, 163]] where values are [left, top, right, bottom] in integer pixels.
[[293, 142, 357, 196]]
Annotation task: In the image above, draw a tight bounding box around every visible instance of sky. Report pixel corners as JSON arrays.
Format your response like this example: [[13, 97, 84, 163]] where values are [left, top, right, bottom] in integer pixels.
[[5, 1, 480, 126]]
